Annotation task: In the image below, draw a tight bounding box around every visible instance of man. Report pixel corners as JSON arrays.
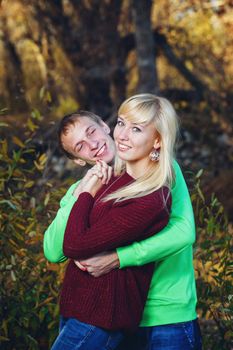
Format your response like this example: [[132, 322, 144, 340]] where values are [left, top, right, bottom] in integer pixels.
[[44, 110, 202, 350]]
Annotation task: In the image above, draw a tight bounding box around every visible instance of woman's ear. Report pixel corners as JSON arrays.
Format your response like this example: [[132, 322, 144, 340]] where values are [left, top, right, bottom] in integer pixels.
[[73, 159, 87, 167], [153, 136, 161, 150]]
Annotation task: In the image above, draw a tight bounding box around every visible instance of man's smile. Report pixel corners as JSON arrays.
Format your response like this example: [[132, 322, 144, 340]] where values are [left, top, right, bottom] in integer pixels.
[[95, 143, 107, 157]]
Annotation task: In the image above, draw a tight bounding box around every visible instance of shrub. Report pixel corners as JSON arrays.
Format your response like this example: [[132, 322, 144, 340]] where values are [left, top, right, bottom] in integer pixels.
[[0, 114, 65, 349], [192, 170, 233, 350]]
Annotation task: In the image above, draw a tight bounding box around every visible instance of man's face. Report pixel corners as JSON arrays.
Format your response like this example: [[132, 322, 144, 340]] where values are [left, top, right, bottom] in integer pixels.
[[61, 117, 116, 165]]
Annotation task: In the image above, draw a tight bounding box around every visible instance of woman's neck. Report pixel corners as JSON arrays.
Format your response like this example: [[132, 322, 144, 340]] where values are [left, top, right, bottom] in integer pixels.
[[126, 159, 154, 179]]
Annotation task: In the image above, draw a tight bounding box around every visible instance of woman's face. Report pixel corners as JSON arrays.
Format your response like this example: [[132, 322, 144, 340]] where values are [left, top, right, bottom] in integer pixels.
[[113, 115, 160, 164]]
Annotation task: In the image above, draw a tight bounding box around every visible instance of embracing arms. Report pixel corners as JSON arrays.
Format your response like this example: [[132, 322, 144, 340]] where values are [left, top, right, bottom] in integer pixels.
[[63, 189, 170, 260], [43, 161, 195, 268]]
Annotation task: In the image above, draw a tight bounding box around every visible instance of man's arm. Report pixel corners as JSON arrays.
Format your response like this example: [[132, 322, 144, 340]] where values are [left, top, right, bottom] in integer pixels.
[[43, 181, 80, 263], [76, 161, 195, 275], [117, 160, 195, 267]]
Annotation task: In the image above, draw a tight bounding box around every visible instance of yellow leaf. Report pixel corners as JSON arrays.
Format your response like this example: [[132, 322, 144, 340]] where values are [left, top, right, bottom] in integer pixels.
[[27, 118, 38, 132], [15, 223, 26, 230], [34, 160, 43, 170], [44, 193, 50, 206], [38, 153, 47, 166], [24, 181, 35, 189], [12, 136, 25, 148], [1, 139, 8, 156]]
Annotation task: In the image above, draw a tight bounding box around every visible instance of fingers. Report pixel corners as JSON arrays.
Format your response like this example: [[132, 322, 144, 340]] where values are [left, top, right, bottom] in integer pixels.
[[87, 164, 103, 180], [96, 160, 112, 185], [98, 160, 108, 184], [74, 260, 87, 271]]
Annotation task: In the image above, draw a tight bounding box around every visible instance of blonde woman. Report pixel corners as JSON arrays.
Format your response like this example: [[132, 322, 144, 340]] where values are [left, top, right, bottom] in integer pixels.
[[51, 95, 201, 350]]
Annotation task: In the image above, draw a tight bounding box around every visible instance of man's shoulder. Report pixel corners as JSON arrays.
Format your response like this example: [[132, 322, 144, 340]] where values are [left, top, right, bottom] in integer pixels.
[[60, 180, 81, 206]]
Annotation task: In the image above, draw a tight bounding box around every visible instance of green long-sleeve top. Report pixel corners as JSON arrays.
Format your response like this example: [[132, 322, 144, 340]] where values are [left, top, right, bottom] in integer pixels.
[[43, 161, 197, 326]]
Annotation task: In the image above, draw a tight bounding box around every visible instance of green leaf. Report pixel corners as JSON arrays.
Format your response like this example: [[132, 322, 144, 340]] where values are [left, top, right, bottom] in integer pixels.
[[0, 200, 17, 210], [196, 169, 203, 178]]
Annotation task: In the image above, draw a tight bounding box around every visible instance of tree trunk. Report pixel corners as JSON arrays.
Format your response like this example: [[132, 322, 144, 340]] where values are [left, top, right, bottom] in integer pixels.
[[132, 0, 159, 94]]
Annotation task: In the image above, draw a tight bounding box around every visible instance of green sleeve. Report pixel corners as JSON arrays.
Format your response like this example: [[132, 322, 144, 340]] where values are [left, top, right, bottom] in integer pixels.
[[117, 161, 195, 268], [43, 180, 80, 263]]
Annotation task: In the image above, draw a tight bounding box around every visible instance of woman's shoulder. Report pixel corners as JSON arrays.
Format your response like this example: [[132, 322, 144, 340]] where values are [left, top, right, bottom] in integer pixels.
[[141, 186, 171, 211]]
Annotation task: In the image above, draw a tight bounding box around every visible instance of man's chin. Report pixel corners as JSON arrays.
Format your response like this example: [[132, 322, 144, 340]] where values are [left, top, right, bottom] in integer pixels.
[[95, 155, 114, 165], [86, 153, 115, 165]]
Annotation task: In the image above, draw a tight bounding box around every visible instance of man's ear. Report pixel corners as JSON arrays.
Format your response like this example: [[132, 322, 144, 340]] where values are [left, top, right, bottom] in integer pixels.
[[73, 158, 87, 167], [100, 121, 110, 134]]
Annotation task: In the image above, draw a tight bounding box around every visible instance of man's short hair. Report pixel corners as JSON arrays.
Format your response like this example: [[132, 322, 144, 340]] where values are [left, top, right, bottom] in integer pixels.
[[58, 110, 102, 160]]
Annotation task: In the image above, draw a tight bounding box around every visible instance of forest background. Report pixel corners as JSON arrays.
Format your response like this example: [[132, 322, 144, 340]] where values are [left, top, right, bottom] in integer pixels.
[[0, 0, 232, 349]]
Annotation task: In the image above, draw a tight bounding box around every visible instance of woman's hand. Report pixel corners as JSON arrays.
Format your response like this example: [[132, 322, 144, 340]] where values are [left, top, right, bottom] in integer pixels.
[[73, 161, 112, 198]]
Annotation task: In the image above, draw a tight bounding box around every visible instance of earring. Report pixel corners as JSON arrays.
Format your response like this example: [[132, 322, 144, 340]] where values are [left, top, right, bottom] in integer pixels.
[[149, 149, 160, 162]]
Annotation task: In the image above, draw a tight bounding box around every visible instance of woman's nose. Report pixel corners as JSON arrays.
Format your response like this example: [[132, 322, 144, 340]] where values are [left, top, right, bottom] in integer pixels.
[[118, 127, 129, 141]]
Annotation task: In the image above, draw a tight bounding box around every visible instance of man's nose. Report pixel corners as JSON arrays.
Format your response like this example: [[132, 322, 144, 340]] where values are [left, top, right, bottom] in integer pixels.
[[88, 139, 99, 150]]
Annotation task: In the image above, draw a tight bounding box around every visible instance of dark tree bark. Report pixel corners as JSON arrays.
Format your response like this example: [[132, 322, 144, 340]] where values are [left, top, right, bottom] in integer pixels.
[[120, 30, 207, 100], [132, 0, 159, 94]]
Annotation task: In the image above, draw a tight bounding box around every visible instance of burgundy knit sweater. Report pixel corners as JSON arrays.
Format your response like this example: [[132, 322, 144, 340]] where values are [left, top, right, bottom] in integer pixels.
[[60, 172, 171, 331]]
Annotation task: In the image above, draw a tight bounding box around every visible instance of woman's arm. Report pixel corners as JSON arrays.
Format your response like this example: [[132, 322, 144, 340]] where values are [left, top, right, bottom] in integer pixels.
[[63, 190, 170, 260]]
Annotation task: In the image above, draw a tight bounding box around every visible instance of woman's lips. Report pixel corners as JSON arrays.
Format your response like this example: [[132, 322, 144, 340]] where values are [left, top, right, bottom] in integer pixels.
[[117, 143, 131, 151]]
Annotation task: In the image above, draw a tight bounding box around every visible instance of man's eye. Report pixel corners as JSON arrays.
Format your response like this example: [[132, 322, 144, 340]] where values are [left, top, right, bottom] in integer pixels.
[[76, 144, 83, 152], [88, 129, 96, 136]]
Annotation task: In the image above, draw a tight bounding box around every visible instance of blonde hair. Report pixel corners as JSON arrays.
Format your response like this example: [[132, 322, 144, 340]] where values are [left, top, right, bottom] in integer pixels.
[[105, 94, 179, 202]]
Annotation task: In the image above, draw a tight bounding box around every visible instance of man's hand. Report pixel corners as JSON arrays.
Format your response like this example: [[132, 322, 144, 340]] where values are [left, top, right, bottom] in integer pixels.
[[73, 161, 112, 198], [74, 251, 120, 277]]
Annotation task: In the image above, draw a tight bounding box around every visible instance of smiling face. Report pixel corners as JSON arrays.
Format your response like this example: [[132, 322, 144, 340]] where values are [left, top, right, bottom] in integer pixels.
[[61, 117, 116, 165], [113, 115, 160, 168]]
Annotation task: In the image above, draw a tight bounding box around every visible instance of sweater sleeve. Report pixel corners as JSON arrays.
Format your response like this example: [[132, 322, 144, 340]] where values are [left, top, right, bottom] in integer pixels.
[[63, 190, 170, 260], [117, 161, 195, 268], [43, 181, 80, 263]]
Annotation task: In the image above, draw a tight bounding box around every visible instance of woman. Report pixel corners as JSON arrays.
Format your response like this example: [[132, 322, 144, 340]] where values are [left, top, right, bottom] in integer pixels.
[[51, 94, 178, 350]]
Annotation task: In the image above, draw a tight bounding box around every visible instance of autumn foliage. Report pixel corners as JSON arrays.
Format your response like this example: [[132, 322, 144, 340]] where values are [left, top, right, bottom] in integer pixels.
[[0, 112, 232, 350], [0, 1, 233, 349]]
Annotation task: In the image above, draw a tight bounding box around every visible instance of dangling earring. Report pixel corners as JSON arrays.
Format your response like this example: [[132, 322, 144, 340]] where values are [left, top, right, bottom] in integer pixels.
[[149, 148, 160, 162]]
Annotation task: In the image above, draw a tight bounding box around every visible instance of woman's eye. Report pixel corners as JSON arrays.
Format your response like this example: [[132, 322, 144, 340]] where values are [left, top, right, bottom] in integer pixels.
[[132, 127, 141, 132], [117, 120, 124, 126]]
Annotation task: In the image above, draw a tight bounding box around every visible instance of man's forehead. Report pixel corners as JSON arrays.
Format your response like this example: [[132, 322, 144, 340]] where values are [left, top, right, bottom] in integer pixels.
[[64, 117, 99, 137], [75, 116, 99, 128]]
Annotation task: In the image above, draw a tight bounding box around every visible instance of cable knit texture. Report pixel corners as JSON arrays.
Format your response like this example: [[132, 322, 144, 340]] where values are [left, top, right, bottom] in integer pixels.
[[60, 172, 171, 331]]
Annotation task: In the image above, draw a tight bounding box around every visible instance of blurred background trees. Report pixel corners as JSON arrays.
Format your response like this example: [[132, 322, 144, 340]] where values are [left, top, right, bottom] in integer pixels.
[[0, 0, 232, 349]]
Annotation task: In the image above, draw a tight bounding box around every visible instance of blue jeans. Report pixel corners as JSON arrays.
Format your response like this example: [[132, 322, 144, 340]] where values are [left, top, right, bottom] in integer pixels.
[[51, 317, 124, 350], [116, 319, 202, 350]]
